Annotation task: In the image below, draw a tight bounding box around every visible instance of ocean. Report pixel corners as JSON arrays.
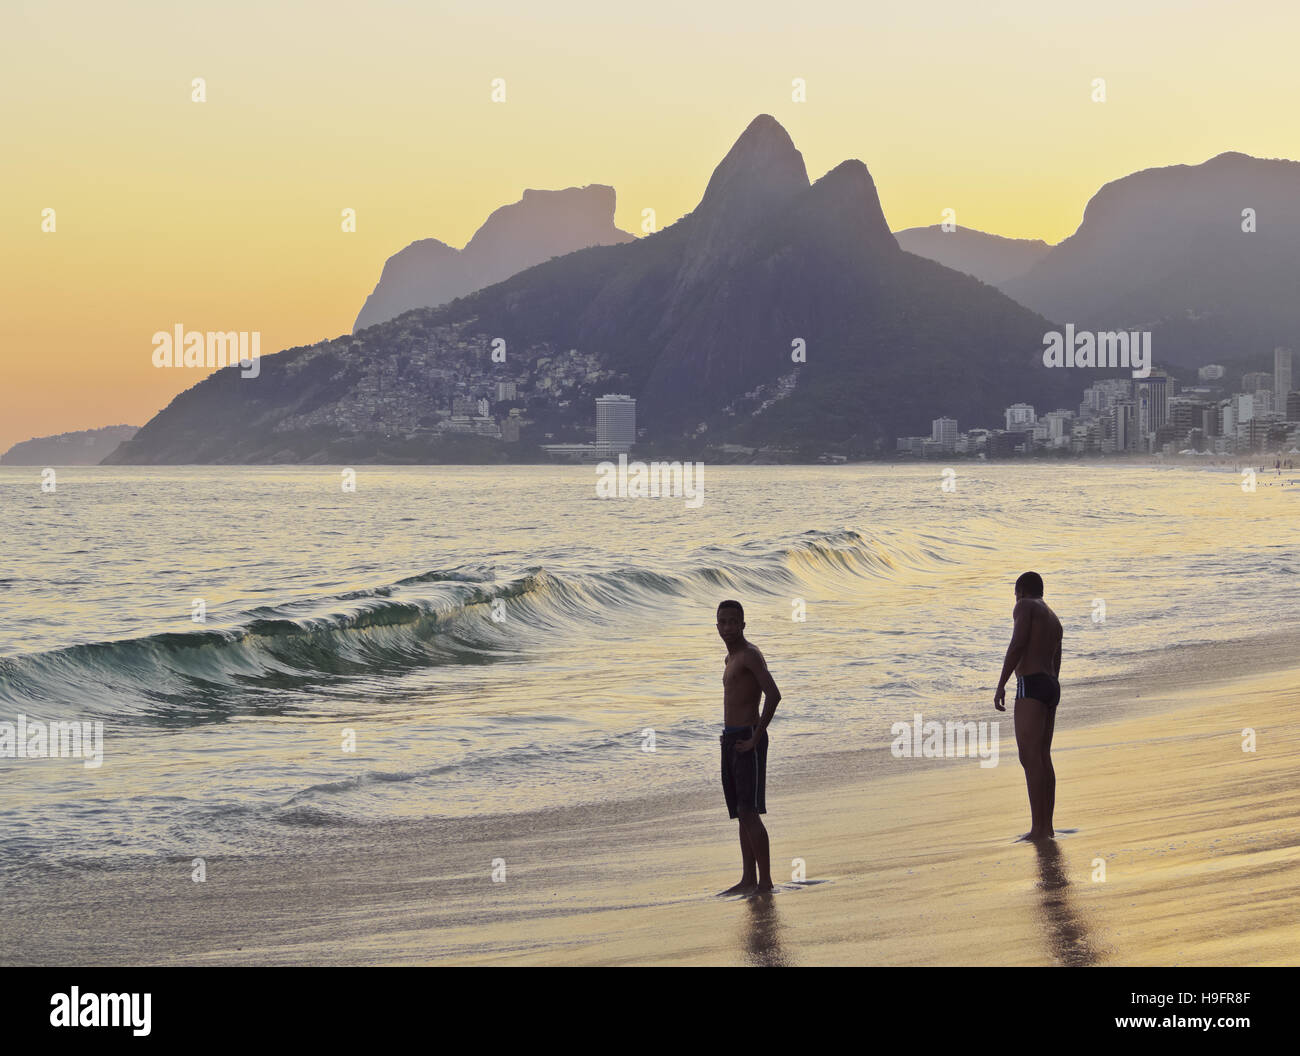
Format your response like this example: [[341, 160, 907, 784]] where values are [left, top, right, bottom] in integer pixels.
[[1, 462, 1295, 878]]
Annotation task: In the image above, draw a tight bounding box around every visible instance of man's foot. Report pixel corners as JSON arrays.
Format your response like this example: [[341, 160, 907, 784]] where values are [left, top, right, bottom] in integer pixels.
[[753, 879, 775, 894], [1015, 829, 1055, 843], [718, 878, 758, 896]]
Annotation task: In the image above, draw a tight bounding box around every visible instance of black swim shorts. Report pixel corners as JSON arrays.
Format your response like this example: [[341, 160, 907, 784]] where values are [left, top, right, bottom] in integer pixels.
[[1016, 672, 1061, 708], [720, 725, 768, 819]]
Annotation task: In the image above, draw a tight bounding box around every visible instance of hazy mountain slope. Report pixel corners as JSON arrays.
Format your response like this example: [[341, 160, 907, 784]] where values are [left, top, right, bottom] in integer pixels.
[[353, 185, 634, 332], [999, 152, 1300, 364], [894, 225, 1051, 285]]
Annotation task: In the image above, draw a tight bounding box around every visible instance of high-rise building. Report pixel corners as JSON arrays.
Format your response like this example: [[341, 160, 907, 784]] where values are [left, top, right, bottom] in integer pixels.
[[1113, 399, 1137, 453], [1274, 347, 1293, 406], [1071, 421, 1099, 453], [496, 380, 517, 402], [1234, 393, 1255, 427], [1222, 401, 1237, 437], [596, 393, 636, 455], [1243, 371, 1273, 393], [1100, 399, 1137, 453], [1287, 391, 1300, 421], [931, 417, 957, 452], [987, 431, 1025, 458], [1203, 403, 1221, 437], [1079, 379, 1132, 420], [1168, 397, 1210, 444], [1134, 374, 1168, 441], [1004, 403, 1036, 431], [1247, 417, 1276, 452], [1198, 364, 1225, 382], [1042, 409, 1074, 447]]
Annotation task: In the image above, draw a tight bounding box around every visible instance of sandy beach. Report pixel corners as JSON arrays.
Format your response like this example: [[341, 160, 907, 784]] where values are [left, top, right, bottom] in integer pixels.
[[5, 630, 1298, 968]]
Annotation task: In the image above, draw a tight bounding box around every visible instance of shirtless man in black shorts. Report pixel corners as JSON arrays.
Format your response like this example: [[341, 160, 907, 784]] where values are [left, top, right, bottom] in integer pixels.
[[716, 600, 781, 895], [994, 572, 1063, 841]]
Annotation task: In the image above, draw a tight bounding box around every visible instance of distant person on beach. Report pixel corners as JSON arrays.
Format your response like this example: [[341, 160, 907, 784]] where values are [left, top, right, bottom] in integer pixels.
[[994, 572, 1063, 842], [716, 599, 782, 895]]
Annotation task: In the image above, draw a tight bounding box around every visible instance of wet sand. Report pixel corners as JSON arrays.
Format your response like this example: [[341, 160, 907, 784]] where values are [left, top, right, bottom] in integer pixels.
[[4, 642, 1299, 966]]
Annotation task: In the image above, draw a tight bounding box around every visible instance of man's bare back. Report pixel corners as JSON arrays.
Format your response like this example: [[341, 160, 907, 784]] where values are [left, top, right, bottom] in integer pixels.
[[1014, 597, 1063, 680], [994, 573, 1063, 843]]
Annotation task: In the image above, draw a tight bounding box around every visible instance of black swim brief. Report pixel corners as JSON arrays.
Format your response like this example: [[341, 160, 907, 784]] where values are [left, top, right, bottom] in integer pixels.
[[1016, 672, 1061, 708], [720, 725, 767, 819]]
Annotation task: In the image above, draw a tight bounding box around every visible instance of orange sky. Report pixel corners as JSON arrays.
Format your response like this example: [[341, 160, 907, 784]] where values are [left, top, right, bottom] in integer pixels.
[[4, 0, 1300, 452]]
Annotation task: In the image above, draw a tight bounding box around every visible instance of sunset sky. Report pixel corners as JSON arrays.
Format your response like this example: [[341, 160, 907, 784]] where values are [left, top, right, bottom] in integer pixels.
[[4, 0, 1299, 452]]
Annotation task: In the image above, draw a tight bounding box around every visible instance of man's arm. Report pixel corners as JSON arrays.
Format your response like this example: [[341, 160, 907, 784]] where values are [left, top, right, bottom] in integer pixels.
[[994, 600, 1031, 711], [737, 648, 781, 751], [1053, 633, 1062, 678]]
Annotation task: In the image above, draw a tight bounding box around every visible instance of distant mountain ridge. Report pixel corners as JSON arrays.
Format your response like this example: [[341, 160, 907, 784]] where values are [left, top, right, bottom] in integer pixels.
[[893, 226, 1051, 285], [353, 184, 634, 332], [998, 151, 1300, 365], [3, 425, 138, 465]]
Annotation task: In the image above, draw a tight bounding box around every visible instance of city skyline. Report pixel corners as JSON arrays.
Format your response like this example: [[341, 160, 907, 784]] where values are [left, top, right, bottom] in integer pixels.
[[7, 1, 1300, 451], [900, 349, 1299, 458]]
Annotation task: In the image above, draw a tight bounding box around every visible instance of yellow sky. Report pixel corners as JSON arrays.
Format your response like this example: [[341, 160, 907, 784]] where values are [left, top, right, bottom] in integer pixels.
[[3, 0, 1299, 452]]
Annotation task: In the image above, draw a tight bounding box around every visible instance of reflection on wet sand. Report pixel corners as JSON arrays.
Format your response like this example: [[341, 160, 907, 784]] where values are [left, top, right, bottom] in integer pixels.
[[1034, 841, 1103, 966], [739, 893, 792, 966]]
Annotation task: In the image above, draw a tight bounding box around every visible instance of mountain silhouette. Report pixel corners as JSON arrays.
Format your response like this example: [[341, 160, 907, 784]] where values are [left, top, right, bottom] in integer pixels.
[[894, 225, 1051, 285], [4, 425, 138, 465], [108, 116, 1082, 464], [999, 152, 1300, 365], [353, 185, 634, 332], [450, 116, 1075, 443]]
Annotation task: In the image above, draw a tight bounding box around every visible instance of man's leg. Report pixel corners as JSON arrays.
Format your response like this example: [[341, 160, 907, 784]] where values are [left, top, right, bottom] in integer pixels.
[[1040, 703, 1057, 837], [718, 820, 758, 895], [719, 740, 758, 895], [1014, 695, 1049, 839], [739, 821, 757, 881], [738, 809, 772, 891]]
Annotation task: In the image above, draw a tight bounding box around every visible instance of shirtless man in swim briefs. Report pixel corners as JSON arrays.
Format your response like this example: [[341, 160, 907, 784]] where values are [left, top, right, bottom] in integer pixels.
[[716, 599, 782, 895], [994, 571, 1063, 842]]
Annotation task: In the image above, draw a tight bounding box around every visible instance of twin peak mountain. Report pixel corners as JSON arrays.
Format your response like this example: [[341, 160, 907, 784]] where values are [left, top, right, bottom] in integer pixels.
[[112, 115, 1076, 463]]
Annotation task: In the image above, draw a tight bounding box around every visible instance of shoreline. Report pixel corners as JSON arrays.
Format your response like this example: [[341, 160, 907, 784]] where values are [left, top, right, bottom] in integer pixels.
[[4, 629, 1299, 966], [4, 456, 1288, 470]]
